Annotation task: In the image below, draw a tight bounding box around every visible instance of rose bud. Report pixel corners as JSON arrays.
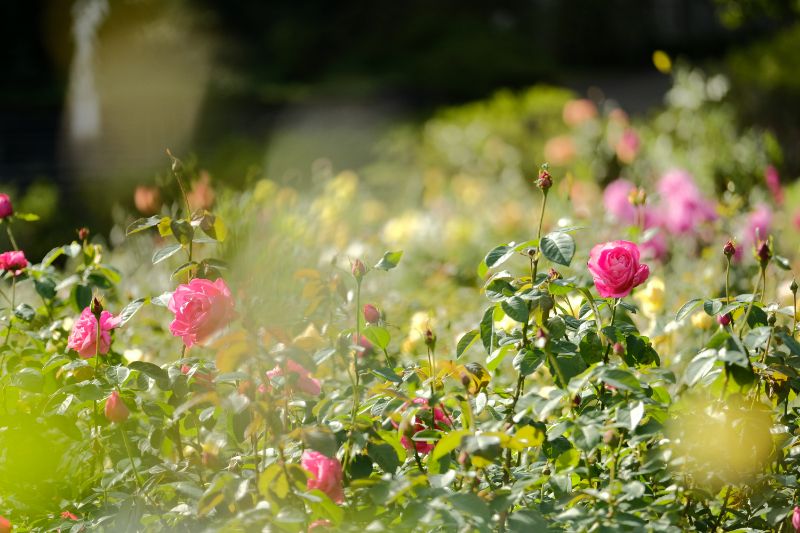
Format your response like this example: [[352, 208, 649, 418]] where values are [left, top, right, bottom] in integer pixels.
[[104, 391, 130, 423], [717, 313, 732, 327], [536, 169, 552, 191], [792, 279, 798, 294], [424, 328, 437, 350], [613, 342, 625, 356], [0, 194, 13, 219], [792, 506, 800, 532], [603, 429, 620, 447], [61, 511, 78, 520], [77, 227, 90, 241], [756, 240, 772, 268], [351, 259, 366, 281], [353, 334, 374, 358], [723, 239, 736, 259], [572, 394, 581, 408], [363, 304, 381, 325], [0, 515, 10, 533], [548, 268, 561, 281], [90, 296, 104, 320]]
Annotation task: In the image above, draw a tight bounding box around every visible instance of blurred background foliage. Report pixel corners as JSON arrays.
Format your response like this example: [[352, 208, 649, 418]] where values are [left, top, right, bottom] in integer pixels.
[[0, 0, 798, 258]]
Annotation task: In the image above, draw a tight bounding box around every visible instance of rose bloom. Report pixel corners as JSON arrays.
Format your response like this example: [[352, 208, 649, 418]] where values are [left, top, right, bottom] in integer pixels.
[[563, 98, 598, 126], [656, 170, 716, 235], [742, 204, 773, 248], [67, 307, 121, 358], [792, 506, 800, 532], [134, 185, 162, 215], [187, 170, 216, 212], [301, 450, 344, 503], [0, 250, 27, 276], [395, 397, 453, 454], [104, 390, 130, 423], [0, 194, 13, 219], [588, 240, 650, 298], [61, 511, 78, 520], [543, 135, 576, 165], [266, 359, 321, 396], [615, 128, 640, 163], [765, 165, 784, 205], [168, 278, 236, 348]]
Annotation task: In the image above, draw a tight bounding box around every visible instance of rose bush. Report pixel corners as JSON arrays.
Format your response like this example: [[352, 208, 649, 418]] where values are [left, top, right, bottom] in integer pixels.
[[0, 65, 799, 532]]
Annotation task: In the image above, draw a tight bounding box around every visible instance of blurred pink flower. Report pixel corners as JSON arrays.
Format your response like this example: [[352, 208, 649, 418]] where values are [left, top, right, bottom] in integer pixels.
[[266, 359, 321, 396], [563, 99, 598, 126], [604, 179, 637, 223], [615, 129, 640, 163], [765, 165, 784, 205], [656, 170, 717, 235], [742, 204, 773, 247], [301, 450, 344, 503], [544, 135, 576, 165]]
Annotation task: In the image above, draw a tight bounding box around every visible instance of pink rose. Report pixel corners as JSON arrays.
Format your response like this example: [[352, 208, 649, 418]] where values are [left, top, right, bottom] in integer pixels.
[[301, 450, 344, 503], [742, 204, 772, 248], [0, 250, 27, 276], [394, 397, 453, 454], [765, 165, 784, 205], [0, 515, 10, 533], [363, 304, 380, 325], [792, 506, 800, 532], [104, 391, 130, 423], [266, 359, 321, 396], [615, 128, 640, 163], [656, 170, 716, 235], [353, 334, 374, 358], [168, 278, 236, 348], [587, 240, 650, 298], [563, 99, 598, 126], [67, 307, 120, 358], [0, 194, 13, 219]]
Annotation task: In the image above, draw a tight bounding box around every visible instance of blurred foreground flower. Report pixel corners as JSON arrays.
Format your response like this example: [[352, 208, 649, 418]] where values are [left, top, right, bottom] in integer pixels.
[[301, 450, 344, 503]]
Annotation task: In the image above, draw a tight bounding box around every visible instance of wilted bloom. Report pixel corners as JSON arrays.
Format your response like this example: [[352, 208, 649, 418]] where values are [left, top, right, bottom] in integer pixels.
[[396, 397, 453, 454], [187, 170, 215, 212], [61, 511, 78, 520], [634, 277, 665, 317], [67, 307, 121, 358], [301, 450, 344, 503], [266, 359, 321, 396], [0, 515, 9, 533], [363, 304, 380, 325], [168, 278, 236, 348], [792, 506, 800, 532], [588, 241, 650, 298], [615, 129, 640, 163], [563, 99, 598, 126], [0, 250, 27, 276], [765, 165, 784, 205], [656, 170, 717, 235], [0, 194, 13, 219], [133, 185, 162, 215], [104, 390, 130, 423]]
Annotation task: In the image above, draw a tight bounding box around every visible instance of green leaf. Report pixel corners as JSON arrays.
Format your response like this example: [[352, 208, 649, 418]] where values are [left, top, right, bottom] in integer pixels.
[[170, 220, 194, 245], [676, 298, 703, 321], [72, 284, 92, 312], [501, 296, 529, 323], [171, 261, 197, 280], [484, 245, 515, 268], [456, 330, 480, 359], [126, 215, 163, 235], [14, 212, 39, 222], [513, 348, 544, 375], [34, 277, 57, 300], [152, 244, 183, 265], [600, 368, 641, 391], [363, 325, 390, 350], [374, 250, 403, 271], [129, 361, 169, 388], [301, 426, 338, 458], [479, 306, 495, 354], [774, 255, 791, 270], [540, 232, 575, 266], [685, 351, 717, 386], [703, 299, 723, 316], [117, 298, 145, 327]]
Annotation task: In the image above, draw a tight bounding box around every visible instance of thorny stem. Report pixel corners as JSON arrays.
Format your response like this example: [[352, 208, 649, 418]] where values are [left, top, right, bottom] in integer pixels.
[[343, 280, 363, 476], [5, 223, 18, 251], [602, 298, 620, 364], [120, 424, 145, 492], [738, 266, 765, 339]]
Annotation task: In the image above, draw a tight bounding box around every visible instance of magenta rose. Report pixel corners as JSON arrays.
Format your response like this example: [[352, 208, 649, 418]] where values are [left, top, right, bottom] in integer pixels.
[[393, 397, 453, 454], [104, 390, 130, 423], [0, 250, 27, 276], [266, 359, 321, 396], [656, 170, 716, 235], [301, 450, 344, 503], [0, 194, 13, 219], [168, 278, 236, 348], [587, 240, 650, 298], [792, 506, 800, 532], [67, 307, 121, 358]]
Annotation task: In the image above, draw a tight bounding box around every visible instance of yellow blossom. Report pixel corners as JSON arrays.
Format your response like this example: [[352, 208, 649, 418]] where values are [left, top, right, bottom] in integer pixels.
[[690, 311, 714, 330], [634, 277, 665, 318]]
